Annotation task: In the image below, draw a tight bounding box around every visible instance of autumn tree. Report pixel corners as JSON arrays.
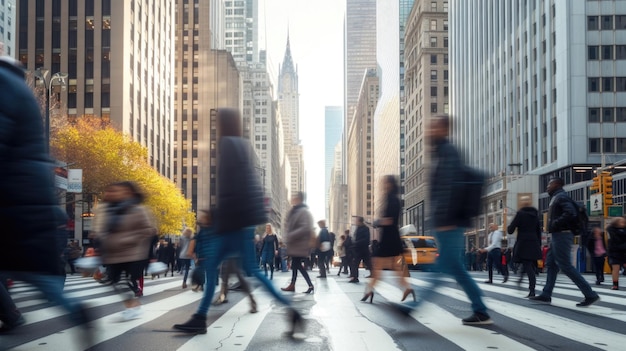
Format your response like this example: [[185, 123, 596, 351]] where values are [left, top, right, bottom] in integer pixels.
[[51, 116, 195, 235]]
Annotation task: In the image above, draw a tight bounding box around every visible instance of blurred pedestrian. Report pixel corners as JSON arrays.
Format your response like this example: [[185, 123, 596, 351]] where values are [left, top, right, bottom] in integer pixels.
[[157, 239, 176, 277], [0, 57, 90, 334], [587, 227, 607, 286], [606, 217, 626, 290], [65, 240, 82, 275], [507, 196, 542, 297], [179, 228, 193, 289], [93, 181, 157, 320], [530, 178, 600, 307], [336, 234, 348, 276], [361, 176, 414, 303], [316, 220, 331, 278], [260, 223, 279, 280], [173, 109, 303, 336], [212, 258, 257, 313], [479, 223, 509, 284], [349, 217, 372, 283], [281, 192, 315, 294], [279, 242, 289, 272]]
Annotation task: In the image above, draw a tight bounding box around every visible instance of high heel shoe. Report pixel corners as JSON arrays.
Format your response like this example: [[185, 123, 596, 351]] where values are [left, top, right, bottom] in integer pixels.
[[401, 288, 416, 302], [360, 291, 374, 303], [281, 283, 295, 292], [303, 286, 314, 294]]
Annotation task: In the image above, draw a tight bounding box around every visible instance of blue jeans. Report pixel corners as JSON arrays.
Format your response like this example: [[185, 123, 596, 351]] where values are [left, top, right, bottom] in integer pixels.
[[541, 232, 598, 298], [196, 227, 290, 315], [180, 259, 191, 284], [408, 228, 488, 315]]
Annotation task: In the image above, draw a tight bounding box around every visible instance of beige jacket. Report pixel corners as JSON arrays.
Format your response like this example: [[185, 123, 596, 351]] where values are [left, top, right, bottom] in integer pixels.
[[285, 205, 314, 258], [95, 204, 157, 264]]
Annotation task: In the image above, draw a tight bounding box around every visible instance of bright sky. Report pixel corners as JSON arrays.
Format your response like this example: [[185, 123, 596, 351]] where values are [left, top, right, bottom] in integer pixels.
[[259, 0, 346, 222]]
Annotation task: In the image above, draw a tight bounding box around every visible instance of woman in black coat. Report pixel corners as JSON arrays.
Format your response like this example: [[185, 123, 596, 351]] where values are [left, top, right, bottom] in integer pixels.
[[606, 217, 626, 290], [507, 197, 542, 297]]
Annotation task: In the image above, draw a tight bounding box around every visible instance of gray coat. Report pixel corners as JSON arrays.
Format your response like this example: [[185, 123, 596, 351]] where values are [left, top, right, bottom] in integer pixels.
[[285, 205, 314, 258]]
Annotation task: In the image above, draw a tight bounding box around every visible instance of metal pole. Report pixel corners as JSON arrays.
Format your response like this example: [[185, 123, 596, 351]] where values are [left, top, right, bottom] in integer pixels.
[[45, 85, 51, 153]]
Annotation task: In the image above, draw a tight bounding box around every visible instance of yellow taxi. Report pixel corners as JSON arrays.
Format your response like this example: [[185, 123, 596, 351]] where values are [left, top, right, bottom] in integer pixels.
[[400, 225, 439, 270]]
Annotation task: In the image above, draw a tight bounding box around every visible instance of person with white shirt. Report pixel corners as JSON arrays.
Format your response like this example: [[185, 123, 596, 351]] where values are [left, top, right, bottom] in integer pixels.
[[479, 223, 509, 284]]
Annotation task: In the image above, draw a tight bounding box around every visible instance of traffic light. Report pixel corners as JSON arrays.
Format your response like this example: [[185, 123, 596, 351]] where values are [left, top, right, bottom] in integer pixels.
[[591, 175, 602, 192], [603, 174, 613, 206]]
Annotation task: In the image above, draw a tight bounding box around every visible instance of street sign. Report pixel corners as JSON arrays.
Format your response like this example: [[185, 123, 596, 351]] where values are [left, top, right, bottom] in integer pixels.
[[608, 206, 623, 217], [68, 169, 83, 193], [590, 193, 603, 216]]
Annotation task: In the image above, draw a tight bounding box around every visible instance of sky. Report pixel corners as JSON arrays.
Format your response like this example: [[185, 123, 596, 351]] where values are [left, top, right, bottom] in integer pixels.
[[259, 0, 346, 222]]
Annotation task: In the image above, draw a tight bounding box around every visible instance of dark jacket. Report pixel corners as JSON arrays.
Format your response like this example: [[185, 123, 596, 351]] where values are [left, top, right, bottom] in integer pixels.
[[547, 189, 577, 233], [216, 137, 267, 233], [352, 225, 371, 253], [0, 59, 64, 275], [376, 193, 403, 257], [429, 138, 470, 228], [607, 226, 626, 260], [507, 207, 542, 261]]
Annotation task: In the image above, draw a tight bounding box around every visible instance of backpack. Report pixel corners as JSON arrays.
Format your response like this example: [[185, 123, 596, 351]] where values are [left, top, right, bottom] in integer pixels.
[[569, 199, 590, 239], [459, 165, 486, 219]]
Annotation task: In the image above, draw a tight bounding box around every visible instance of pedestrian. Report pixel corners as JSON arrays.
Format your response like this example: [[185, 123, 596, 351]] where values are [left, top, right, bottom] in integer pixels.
[[173, 108, 303, 335], [0, 57, 90, 334], [343, 230, 353, 275], [281, 192, 315, 294], [93, 181, 157, 320], [606, 217, 626, 290], [507, 196, 542, 297], [157, 239, 175, 277], [65, 240, 82, 275], [391, 115, 492, 325], [188, 209, 213, 293], [361, 176, 414, 303], [336, 234, 348, 276], [587, 227, 607, 286], [178, 228, 193, 289], [326, 231, 336, 274], [212, 258, 258, 314], [316, 220, 331, 278], [349, 217, 372, 283], [260, 223, 279, 280], [529, 177, 600, 307], [479, 223, 509, 284], [279, 242, 289, 272]]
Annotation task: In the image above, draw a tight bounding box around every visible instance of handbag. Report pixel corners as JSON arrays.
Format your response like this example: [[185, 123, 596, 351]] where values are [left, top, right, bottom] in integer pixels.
[[320, 241, 331, 252], [191, 265, 206, 285]]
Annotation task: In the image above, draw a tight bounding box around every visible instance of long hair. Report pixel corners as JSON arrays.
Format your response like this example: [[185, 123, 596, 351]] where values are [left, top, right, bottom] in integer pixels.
[[217, 108, 242, 138], [384, 175, 399, 196]]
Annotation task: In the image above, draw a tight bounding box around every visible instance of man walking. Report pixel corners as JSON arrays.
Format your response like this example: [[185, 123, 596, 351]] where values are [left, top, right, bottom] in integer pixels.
[[479, 223, 509, 284], [317, 220, 331, 278], [529, 178, 600, 307], [349, 217, 371, 283]]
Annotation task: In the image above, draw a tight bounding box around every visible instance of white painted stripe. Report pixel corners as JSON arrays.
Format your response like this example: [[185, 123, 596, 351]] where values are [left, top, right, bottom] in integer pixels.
[[375, 280, 535, 351], [405, 277, 625, 350]]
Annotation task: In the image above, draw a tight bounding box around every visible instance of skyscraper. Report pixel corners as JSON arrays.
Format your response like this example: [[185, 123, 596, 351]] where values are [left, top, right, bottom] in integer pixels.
[[325, 105, 343, 217], [0, 0, 15, 57], [16, 0, 175, 178]]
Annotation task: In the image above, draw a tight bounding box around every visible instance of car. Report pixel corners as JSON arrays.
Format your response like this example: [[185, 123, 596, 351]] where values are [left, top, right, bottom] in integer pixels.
[[400, 225, 439, 270]]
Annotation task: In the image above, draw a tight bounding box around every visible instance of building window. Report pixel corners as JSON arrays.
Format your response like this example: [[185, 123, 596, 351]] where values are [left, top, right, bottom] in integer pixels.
[[588, 77, 599, 92], [589, 108, 600, 123], [430, 103, 438, 113], [617, 45, 626, 59], [617, 77, 626, 91], [602, 15, 614, 30], [430, 86, 437, 96], [602, 45, 613, 59], [602, 77, 614, 92], [605, 138, 615, 152], [443, 54, 448, 64], [430, 19, 437, 31], [443, 70, 449, 80], [617, 15, 626, 29], [430, 54, 437, 64], [588, 46, 599, 60], [589, 138, 601, 153], [588, 16, 599, 30], [431, 1, 437, 11], [617, 138, 626, 152], [617, 107, 626, 122], [603, 108, 614, 122], [444, 20, 448, 31], [430, 70, 437, 80], [444, 86, 449, 96], [430, 37, 437, 47], [444, 37, 448, 48], [443, 1, 448, 12]]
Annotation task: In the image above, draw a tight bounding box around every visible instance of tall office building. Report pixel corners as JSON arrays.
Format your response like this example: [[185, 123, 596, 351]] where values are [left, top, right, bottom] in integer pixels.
[[278, 34, 304, 196], [17, 0, 175, 178], [223, 0, 258, 64], [347, 69, 378, 222], [174, 0, 240, 212], [450, 1, 626, 237], [325, 106, 343, 217], [403, 0, 448, 233], [329, 141, 348, 234], [0, 0, 15, 57]]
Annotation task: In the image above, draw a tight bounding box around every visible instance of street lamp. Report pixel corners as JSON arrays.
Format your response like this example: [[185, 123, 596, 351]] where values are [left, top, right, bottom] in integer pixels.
[[34, 68, 68, 152]]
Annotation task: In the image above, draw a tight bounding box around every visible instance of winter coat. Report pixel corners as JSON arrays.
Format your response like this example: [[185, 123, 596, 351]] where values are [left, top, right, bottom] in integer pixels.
[[95, 204, 157, 264], [285, 204, 314, 258], [0, 59, 65, 275], [547, 189, 577, 233], [607, 226, 626, 261], [216, 137, 267, 233], [507, 207, 542, 261]]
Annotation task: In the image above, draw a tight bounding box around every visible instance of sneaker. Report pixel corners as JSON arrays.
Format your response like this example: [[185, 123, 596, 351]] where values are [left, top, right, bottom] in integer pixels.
[[122, 307, 144, 321], [461, 312, 493, 326], [0, 315, 25, 332], [576, 296, 600, 307], [529, 295, 551, 303]]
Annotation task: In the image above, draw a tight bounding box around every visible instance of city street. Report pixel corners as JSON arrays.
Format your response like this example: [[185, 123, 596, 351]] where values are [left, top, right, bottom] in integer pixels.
[[1, 268, 625, 351]]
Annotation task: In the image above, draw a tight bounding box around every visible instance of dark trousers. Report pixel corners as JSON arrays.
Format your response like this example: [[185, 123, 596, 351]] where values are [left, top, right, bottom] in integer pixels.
[[350, 249, 371, 278], [593, 256, 606, 283], [339, 256, 349, 273], [290, 256, 313, 287], [519, 259, 537, 292], [317, 251, 328, 277], [487, 248, 508, 282], [180, 259, 191, 283]]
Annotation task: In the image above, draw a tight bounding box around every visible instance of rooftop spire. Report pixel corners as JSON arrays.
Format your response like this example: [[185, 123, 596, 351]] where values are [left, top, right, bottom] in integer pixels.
[[281, 28, 295, 74]]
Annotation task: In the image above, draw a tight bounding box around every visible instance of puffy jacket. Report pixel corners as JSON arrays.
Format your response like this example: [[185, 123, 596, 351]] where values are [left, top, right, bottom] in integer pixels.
[[0, 59, 64, 274], [547, 189, 576, 233], [216, 137, 267, 233]]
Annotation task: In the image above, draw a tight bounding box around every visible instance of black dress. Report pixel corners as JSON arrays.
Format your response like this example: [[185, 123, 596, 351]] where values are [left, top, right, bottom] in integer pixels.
[[376, 194, 403, 257]]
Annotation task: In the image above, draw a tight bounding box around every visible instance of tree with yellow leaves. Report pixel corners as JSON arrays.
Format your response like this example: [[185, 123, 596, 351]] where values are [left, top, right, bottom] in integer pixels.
[[51, 116, 195, 235]]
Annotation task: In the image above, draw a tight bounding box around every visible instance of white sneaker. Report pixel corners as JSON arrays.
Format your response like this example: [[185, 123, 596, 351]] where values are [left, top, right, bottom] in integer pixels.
[[122, 307, 143, 321]]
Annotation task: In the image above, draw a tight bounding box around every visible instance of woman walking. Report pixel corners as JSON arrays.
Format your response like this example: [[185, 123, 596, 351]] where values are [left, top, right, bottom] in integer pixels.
[[506, 196, 542, 297], [607, 217, 626, 290], [361, 175, 414, 303], [587, 227, 607, 285], [94, 181, 157, 320], [281, 192, 315, 294], [260, 224, 279, 280]]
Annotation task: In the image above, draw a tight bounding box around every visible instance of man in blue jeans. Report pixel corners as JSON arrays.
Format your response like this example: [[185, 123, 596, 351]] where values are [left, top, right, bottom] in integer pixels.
[[530, 178, 600, 307], [391, 115, 492, 325]]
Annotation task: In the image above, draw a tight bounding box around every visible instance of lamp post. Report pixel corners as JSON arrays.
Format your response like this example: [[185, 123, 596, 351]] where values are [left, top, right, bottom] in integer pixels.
[[33, 68, 68, 153]]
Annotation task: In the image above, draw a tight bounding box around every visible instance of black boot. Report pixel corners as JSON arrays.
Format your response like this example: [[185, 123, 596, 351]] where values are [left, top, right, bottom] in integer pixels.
[[173, 314, 207, 334], [287, 309, 304, 337]]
